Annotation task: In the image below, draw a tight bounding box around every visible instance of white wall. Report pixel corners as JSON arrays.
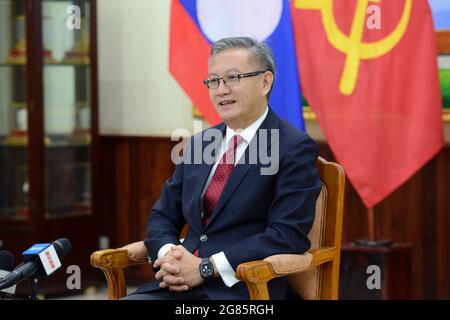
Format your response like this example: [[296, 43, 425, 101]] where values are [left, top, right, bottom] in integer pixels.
[[98, 0, 204, 136]]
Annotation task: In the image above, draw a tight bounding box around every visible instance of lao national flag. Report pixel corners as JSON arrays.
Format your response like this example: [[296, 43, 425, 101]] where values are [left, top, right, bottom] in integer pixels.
[[170, 0, 304, 130], [291, 0, 444, 207]]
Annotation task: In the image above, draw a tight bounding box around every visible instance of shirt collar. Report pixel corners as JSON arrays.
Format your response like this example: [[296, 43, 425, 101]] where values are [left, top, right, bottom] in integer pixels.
[[225, 106, 269, 146]]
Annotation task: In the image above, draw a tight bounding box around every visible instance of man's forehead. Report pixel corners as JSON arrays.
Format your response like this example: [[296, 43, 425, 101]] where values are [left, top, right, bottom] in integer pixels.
[[208, 48, 254, 73]]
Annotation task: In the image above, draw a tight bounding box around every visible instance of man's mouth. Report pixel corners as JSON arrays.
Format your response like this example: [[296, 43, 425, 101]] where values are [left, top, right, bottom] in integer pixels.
[[218, 100, 236, 106]]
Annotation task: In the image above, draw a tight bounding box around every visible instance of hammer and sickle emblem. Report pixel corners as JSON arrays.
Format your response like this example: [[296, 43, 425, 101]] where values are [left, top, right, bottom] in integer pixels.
[[294, 0, 412, 95]]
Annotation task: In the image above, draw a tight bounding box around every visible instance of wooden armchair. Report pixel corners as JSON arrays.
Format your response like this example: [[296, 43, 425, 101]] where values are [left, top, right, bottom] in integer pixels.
[[91, 156, 345, 300]]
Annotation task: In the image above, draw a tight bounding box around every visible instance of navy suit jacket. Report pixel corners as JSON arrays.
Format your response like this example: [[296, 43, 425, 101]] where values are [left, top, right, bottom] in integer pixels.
[[137, 109, 322, 299]]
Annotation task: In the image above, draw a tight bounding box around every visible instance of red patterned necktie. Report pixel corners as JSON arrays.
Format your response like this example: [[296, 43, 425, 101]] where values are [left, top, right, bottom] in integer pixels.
[[202, 134, 243, 226], [194, 135, 242, 257]]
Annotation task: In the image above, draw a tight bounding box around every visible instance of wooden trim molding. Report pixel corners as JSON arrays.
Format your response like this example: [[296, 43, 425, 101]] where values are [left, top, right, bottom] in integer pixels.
[[436, 30, 450, 54], [303, 107, 450, 123]]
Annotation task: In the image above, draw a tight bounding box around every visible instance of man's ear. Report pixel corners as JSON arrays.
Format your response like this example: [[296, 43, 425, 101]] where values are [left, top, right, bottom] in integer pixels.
[[261, 71, 274, 96]]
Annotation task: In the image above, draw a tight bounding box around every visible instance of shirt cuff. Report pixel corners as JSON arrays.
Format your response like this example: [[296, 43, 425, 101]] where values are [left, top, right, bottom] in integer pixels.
[[158, 243, 176, 258], [211, 251, 240, 287]]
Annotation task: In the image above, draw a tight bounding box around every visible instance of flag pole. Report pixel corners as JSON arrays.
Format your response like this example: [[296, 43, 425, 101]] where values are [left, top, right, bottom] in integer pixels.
[[368, 207, 375, 241], [354, 205, 392, 247]]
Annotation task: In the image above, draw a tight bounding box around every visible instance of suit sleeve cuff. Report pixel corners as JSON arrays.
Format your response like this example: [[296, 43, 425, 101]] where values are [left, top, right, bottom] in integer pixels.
[[158, 243, 176, 258], [211, 251, 240, 287]]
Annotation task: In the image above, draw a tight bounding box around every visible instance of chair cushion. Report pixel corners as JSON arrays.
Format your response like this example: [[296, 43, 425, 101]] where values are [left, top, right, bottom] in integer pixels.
[[287, 184, 328, 300], [308, 185, 327, 249]]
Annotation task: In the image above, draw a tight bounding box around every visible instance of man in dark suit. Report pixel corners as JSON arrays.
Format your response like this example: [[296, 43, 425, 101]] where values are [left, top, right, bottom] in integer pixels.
[[123, 37, 321, 300]]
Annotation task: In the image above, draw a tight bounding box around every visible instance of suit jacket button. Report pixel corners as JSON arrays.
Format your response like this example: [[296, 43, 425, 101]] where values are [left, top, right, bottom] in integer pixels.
[[200, 234, 208, 242]]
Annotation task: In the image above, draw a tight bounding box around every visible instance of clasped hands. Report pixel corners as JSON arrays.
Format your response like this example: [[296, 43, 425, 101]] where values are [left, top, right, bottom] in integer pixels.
[[153, 245, 204, 292]]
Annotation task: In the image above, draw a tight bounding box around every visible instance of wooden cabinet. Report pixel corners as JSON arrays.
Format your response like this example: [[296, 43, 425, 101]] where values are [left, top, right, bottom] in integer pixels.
[[0, 0, 100, 297]]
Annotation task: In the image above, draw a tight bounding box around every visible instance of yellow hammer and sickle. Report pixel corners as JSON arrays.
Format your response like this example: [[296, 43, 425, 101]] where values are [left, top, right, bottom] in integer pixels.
[[294, 0, 412, 95]]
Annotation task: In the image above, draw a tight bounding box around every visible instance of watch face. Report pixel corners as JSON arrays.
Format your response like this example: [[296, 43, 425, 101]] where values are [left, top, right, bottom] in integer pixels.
[[200, 260, 213, 279]]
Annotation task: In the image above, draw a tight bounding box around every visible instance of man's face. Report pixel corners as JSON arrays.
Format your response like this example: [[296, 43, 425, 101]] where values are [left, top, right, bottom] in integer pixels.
[[207, 48, 273, 129]]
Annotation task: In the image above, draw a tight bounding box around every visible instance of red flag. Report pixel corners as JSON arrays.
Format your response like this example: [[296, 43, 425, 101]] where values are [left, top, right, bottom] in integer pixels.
[[291, 0, 444, 208]]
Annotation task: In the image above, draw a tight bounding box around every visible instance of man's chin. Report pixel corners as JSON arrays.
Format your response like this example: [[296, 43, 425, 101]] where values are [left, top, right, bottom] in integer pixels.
[[218, 111, 239, 123]]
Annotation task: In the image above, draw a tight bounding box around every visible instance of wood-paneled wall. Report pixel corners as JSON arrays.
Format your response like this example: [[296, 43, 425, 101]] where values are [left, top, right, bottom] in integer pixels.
[[99, 136, 450, 298], [99, 136, 177, 284]]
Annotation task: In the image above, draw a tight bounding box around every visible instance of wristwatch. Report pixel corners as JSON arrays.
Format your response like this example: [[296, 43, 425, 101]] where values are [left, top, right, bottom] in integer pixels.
[[199, 258, 214, 280]]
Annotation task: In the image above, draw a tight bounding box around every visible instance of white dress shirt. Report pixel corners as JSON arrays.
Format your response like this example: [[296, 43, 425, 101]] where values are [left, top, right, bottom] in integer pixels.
[[158, 107, 269, 287]]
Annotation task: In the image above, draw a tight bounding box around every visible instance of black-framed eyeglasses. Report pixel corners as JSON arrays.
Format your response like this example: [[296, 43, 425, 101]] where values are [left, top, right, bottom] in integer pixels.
[[203, 70, 267, 89]]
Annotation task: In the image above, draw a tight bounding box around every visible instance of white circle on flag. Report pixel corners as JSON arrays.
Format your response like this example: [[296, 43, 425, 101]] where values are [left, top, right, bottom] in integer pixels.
[[196, 0, 283, 42]]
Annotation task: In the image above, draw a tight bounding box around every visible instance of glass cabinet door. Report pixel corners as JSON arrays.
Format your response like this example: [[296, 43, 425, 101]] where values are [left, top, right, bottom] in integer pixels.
[[42, 0, 92, 218], [0, 0, 30, 220]]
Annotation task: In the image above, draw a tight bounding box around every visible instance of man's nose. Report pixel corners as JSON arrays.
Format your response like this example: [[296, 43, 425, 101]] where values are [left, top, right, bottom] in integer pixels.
[[216, 79, 231, 95]]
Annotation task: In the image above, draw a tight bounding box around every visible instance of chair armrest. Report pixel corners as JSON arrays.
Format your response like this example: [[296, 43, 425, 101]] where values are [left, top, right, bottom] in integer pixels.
[[236, 247, 336, 300], [90, 248, 147, 270], [90, 244, 149, 300]]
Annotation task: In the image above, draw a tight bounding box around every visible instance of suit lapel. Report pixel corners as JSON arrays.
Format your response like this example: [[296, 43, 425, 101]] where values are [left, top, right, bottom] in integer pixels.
[[205, 109, 280, 229], [189, 123, 226, 232]]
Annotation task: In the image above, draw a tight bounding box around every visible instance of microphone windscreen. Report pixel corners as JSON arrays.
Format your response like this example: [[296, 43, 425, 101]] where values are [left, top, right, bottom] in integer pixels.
[[0, 250, 15, 271], [52, 238, 72, 259]]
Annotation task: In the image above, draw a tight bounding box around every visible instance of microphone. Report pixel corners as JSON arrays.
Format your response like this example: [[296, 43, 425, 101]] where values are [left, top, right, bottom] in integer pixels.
[[0, 250, 15, 271], [0, 238, 71, 291], [0, 250, 16, 294]]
